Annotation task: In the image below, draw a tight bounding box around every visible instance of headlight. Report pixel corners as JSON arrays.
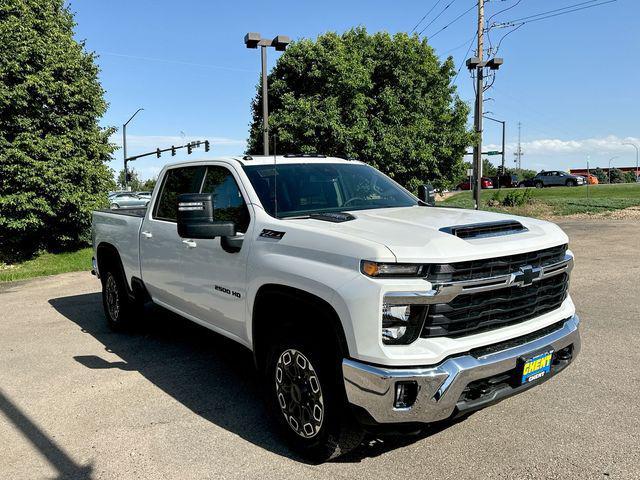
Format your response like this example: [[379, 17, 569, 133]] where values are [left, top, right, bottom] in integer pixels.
[[361, 261, 423, 278], [382, 303, 427, 345]]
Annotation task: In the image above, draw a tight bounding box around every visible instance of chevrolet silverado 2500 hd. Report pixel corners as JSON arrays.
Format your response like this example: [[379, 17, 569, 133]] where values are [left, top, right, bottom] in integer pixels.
[[92, 155, 580, 460]]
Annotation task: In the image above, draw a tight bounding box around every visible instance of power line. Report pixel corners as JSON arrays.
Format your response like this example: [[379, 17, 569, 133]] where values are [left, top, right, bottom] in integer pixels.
[[494, 0, 617, 27], [417, 0, 461, 36], [486, 0, 525, 26], [452, 32, 477, 84], [429, 3, 479, 40], [410, 0, 445, 33]]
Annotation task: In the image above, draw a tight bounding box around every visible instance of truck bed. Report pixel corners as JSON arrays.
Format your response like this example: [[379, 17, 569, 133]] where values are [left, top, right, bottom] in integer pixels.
[[96, 206, 147, 217], [92, 209, 145, 283]]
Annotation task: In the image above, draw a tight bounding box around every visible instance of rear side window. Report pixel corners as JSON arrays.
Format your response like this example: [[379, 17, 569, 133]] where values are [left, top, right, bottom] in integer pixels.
[[153, 166, 205, 221], [201, 166, 250, 233]]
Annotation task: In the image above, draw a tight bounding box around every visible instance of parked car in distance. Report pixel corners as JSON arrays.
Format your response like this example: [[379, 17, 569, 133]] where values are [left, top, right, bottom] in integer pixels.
[[517, 178, 536, 188], [109, 192, 151, 209], [456, 177, 493, 190], [492, 174, 519, 188], [532, 171, 585, 188]]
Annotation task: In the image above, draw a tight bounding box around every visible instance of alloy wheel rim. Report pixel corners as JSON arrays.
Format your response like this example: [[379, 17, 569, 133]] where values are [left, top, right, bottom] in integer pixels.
[[105, 274, 120, 322], [275, 349, 324, 439]]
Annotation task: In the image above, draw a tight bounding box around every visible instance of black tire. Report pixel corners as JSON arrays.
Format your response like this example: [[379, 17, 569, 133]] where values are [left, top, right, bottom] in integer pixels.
[[566, 179, 576, 187], [534, 180, 544, 188], [518, 183, 526, 188], [101, 266, 135, 331], [264, 332, 364, 462]]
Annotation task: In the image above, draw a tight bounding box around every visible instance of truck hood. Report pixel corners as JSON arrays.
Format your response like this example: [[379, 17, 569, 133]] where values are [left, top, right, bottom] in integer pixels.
[[292, 206, 568, 263]]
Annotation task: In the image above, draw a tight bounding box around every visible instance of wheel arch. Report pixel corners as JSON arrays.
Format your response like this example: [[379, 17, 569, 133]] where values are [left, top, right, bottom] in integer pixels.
[[96, 242, 149, 302], [251, 284, 350, 371]]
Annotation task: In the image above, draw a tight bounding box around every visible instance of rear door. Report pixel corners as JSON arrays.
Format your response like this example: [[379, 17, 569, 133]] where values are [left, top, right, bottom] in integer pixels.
[[140, 165, 205, 312], [179, 164, 253, 341]]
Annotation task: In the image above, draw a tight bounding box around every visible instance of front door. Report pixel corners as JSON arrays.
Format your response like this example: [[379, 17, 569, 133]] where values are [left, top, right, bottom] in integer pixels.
[[179, 164, 253, 342], [140, 165, 206, 314]]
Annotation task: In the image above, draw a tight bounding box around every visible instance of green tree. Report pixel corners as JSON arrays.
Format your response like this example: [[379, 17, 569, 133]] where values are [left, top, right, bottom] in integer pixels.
[[609, 168, 626, 184], [593, 167, 608, 184], [247, 28, 473, 192], [483, 158, 497, 177], [0, 0, 115, 261], [116, 168, 142, 191], [507, 167, 537, 180], [141, 178, 157, 192], [623, 171, 637, 184]]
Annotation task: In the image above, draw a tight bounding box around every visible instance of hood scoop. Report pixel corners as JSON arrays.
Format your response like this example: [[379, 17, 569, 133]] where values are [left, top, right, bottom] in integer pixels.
[[309, 212, 356, 223], [440, 220, 527, 239]]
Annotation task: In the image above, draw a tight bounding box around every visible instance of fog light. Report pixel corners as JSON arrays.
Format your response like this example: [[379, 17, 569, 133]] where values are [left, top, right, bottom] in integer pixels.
[[394, 381, 418, 409]]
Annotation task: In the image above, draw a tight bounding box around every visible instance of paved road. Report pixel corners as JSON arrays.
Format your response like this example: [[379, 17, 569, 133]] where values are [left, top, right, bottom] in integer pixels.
[[1, 220, 639, 480]]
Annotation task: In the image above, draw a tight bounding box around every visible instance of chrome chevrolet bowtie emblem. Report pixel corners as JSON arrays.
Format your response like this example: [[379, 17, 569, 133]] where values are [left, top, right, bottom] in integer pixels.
[[512, 265, 541, 287]]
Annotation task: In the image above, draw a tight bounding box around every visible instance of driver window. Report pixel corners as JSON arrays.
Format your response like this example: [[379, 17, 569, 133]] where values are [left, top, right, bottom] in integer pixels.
[[201, 166, 250, 233]]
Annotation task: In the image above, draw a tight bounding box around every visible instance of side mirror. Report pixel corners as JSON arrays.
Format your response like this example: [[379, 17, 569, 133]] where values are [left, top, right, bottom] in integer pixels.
[[177, 193, 236, 239], [417, 184, 436, 207]]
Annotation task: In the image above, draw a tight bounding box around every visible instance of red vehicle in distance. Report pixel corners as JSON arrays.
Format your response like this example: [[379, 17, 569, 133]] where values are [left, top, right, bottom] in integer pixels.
[[456, 177, 494, 190]]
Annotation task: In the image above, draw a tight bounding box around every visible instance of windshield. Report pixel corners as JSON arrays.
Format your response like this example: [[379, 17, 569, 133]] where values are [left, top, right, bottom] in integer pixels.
[[243, 163, 418, 218]]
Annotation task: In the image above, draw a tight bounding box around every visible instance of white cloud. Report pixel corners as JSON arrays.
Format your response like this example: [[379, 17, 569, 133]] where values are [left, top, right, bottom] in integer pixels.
[[484, 135, 640, 171]]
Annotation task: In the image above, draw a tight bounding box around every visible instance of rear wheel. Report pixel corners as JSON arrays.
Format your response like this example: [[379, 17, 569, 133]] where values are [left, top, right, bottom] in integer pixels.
[[101, 266, 135, 330], [265, 333, 363, 462]]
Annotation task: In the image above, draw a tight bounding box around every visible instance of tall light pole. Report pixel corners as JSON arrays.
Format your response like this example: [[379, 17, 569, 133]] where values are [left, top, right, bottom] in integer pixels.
[[622, 142, 639, 181], [123, 108, 144, 190], [607, 156, 618, 184], [244, 33, 290, 156], [483, 115, 506, 174]]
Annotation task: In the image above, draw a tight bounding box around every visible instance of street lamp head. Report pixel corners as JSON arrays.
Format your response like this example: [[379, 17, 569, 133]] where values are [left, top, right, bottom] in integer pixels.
[[272, 35, 291, 51], [244, 32, 261, 49]]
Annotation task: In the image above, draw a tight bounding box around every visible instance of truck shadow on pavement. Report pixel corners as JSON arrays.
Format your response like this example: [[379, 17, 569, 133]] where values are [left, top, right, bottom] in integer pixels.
[[49, 293, 461, 464]]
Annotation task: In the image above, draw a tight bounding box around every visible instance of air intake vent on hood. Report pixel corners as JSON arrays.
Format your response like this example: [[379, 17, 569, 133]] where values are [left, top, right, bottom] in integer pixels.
[[440, 220, 527, 239]]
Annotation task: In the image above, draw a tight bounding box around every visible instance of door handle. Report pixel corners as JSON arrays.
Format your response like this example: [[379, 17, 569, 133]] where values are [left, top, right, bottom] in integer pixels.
[[141, 231, 153, 239], [182, 239, 197, 248]]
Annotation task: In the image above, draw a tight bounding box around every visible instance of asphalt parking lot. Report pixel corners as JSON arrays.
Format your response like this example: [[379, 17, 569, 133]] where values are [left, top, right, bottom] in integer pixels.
[[1, 219, 639, 480]]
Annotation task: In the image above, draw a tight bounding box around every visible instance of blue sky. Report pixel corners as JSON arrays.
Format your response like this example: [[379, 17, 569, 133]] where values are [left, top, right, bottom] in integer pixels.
[[71, 0, 639, 180]]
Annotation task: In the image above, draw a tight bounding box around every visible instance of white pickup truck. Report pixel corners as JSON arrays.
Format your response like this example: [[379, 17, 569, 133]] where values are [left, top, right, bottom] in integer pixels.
[[92, 155, 580, 460]]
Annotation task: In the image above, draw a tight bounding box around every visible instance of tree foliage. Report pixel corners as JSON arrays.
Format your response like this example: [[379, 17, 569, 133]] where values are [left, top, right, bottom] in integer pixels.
[[609, 168, 626, 184], [247, 28, 473, 192], [0, 0, 115, 261], [592, 167, 607, 184]]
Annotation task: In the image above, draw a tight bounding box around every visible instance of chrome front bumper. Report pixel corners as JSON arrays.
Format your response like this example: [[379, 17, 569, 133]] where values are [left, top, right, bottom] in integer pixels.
[[343, 315, 580, 424]]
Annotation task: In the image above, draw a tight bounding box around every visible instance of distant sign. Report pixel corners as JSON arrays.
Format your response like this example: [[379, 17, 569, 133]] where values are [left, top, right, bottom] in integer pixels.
[[467, 169, 474, 177], [486, 150, 501, 156]]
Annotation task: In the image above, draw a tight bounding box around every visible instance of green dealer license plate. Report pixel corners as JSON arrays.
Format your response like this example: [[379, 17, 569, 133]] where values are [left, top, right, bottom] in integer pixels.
[[521, 350, 553, 384]]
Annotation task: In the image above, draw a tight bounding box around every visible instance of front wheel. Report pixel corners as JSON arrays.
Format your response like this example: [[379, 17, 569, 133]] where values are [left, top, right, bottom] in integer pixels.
[[534, 181, 544, 188], [566, 179, 577, 187], [265, 336, 363, 462]]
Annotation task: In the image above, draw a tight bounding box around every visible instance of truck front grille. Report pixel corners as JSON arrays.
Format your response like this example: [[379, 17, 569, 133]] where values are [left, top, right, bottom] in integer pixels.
[[420, 244, 570, 338], [426, 244, 568, 283]]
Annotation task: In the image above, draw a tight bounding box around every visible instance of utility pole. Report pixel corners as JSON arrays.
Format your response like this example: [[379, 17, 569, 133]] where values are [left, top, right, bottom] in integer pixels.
[[514, 122, 524, 170], [244, 33, 291, 156], [122, 108, 144, 191], [466, 0, 502, 209], [472, 0, 484, 210]]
